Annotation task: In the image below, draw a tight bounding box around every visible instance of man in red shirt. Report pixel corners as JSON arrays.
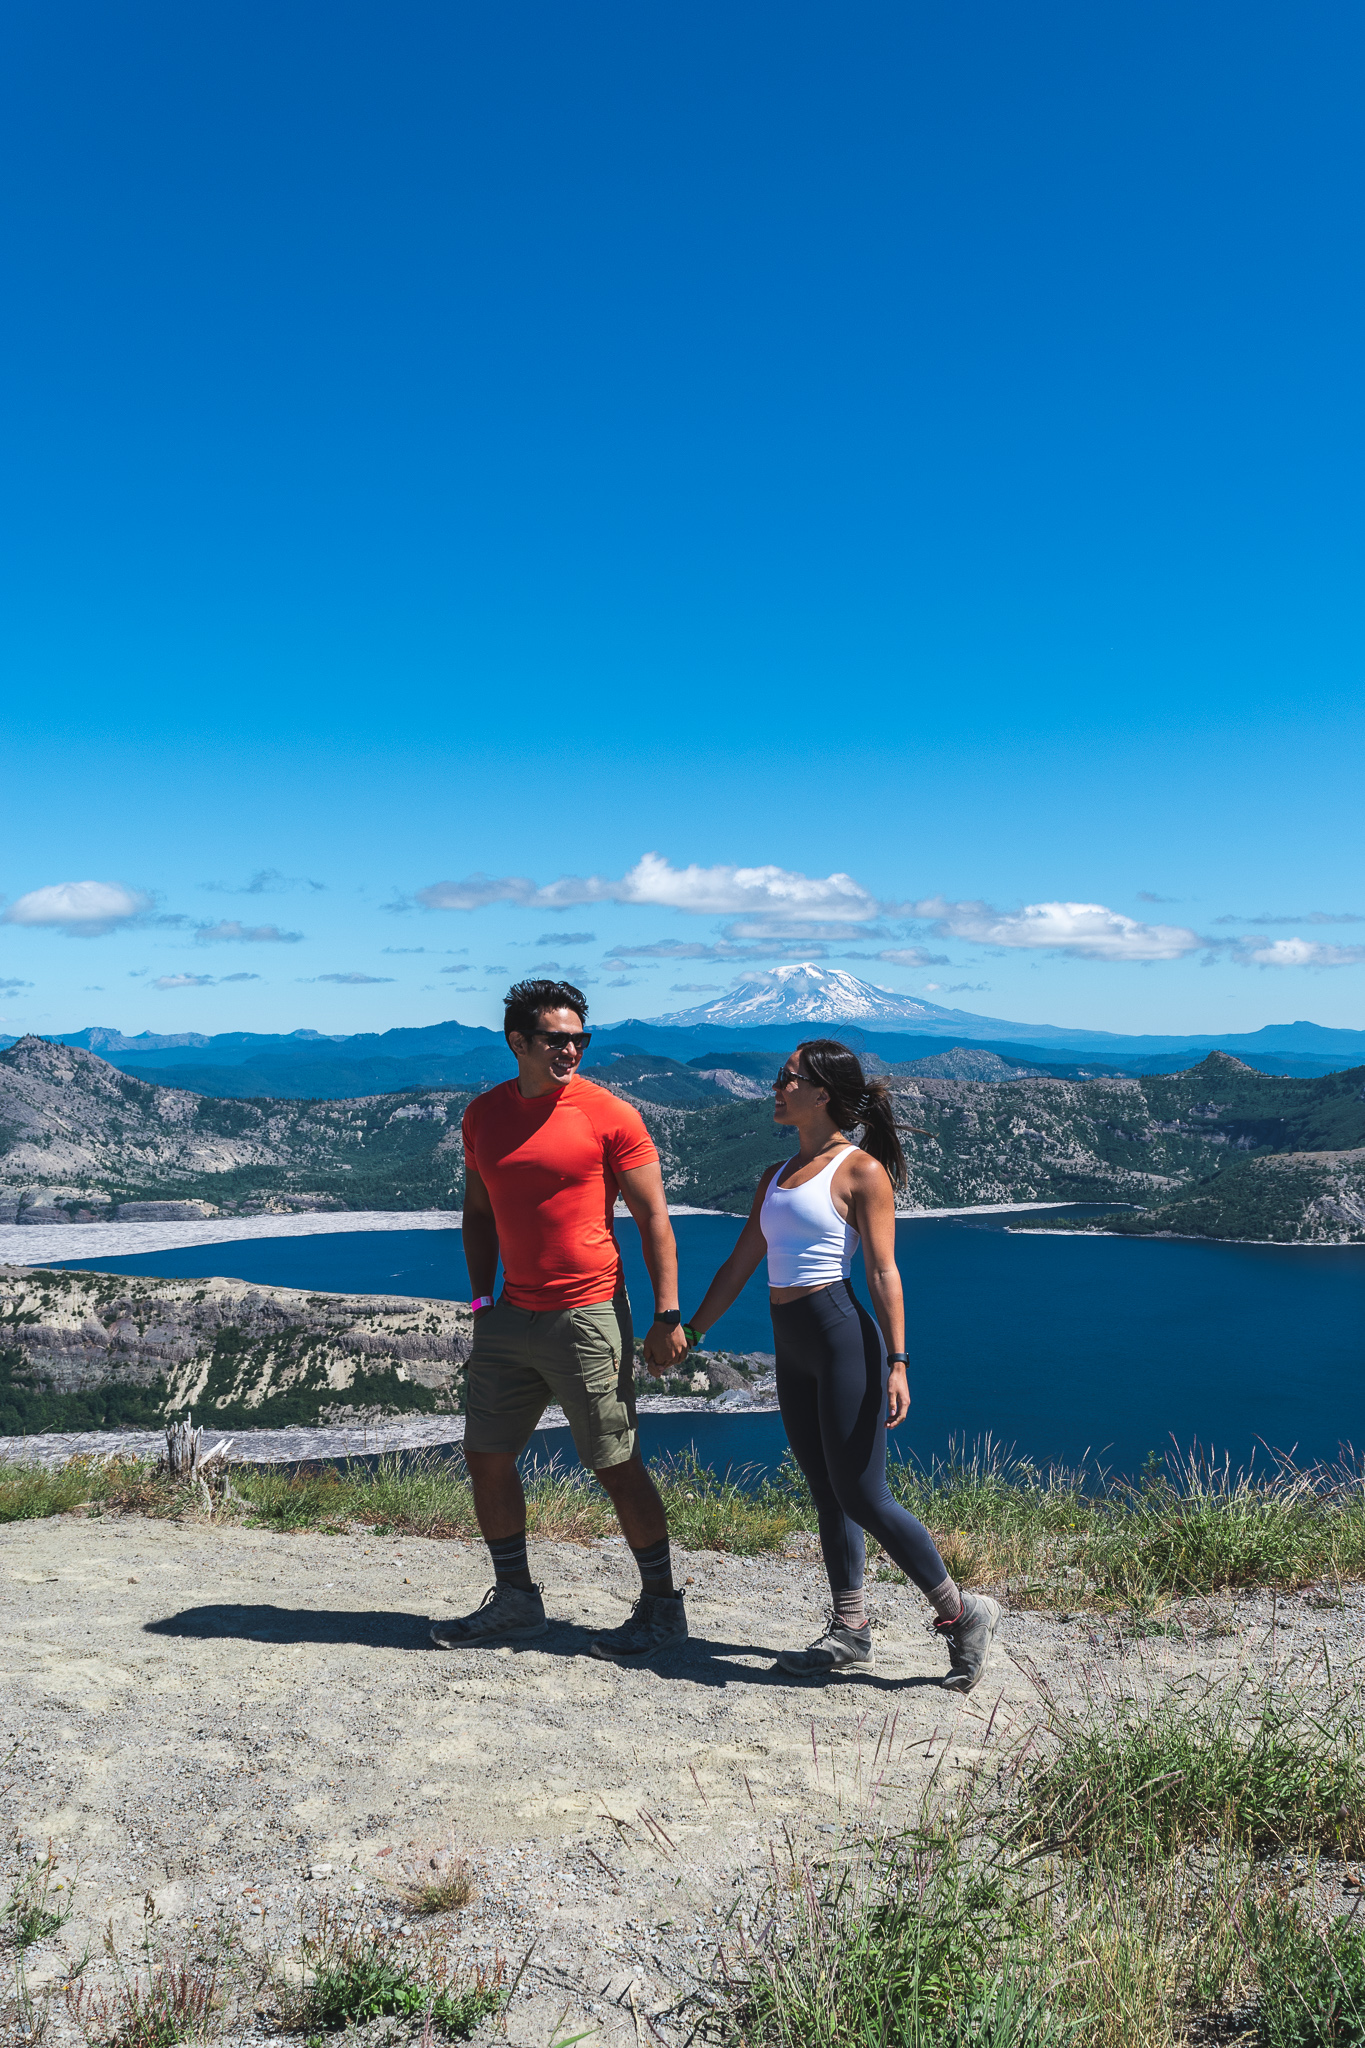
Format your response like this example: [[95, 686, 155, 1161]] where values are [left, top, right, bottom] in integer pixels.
[[431, 978, 691, 1661]]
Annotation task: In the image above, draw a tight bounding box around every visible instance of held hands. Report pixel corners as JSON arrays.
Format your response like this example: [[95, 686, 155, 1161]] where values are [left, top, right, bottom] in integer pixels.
[[642, 1319, 691, 1376], [886, 1364, 911, 1429]]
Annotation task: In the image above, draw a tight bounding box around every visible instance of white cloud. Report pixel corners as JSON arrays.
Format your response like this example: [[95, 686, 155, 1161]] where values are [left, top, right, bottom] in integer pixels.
[[607, 937, 832, 963], [219, 971, 263, 983], [0, 977, 33, 992], [1234, 937, 1365, 969], [840, 947, 951, 967], [925, 981, 991, 994], [720, 918, 890, 943], [415, 852, 879, 921], [153, 973, 215, 990], [669, 982, 723, 992], [1215, 910, 1365, 927], [202, 868, 325, 894], [308, 972, 395, 984], [2, 880, 152, 937], [439, 964, 473, 974], [194, 920, 303, 945], [913, 898, 1202, 962], [536, 930, 595, 945]]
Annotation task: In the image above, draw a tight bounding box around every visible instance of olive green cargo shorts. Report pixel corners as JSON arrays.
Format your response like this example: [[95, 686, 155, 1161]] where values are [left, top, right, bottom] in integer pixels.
[[462, 1290, 637, 1470]]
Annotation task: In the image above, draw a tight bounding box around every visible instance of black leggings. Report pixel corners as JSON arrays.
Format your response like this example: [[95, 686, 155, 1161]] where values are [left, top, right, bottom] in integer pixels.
[[772, 1280, 948, 1600]]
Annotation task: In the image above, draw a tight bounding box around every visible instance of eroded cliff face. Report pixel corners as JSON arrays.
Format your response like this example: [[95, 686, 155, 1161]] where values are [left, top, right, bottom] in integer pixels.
[[0, 1265, 474, 1427], [0, 1035, 467, 1216], [1097, 1147, 1365, 1244]]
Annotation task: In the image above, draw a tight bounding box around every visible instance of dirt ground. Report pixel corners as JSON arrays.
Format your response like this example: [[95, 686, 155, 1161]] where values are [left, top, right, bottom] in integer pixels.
[[4, 1511, 1360, 2048]]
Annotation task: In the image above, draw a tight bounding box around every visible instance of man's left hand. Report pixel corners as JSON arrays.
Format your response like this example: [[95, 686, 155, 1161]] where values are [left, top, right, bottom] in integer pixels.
[[642, 1320, 690, 1374]]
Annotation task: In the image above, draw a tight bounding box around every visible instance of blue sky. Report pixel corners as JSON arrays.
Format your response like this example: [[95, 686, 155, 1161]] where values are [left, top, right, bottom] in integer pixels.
[[2, 0, 1363, 1041]]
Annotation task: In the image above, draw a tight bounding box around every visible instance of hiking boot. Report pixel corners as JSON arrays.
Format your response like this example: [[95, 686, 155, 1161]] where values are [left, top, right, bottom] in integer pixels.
[[429, 1583, 547, 1648], [776, 1618, 873, 1678], [936, 1592, 1001, 1692], [589, 1590, 688, 1664]]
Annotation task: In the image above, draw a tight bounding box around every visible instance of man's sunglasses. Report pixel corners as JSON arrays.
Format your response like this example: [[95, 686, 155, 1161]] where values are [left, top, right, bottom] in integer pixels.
[[530, 1031, 592, 1051]]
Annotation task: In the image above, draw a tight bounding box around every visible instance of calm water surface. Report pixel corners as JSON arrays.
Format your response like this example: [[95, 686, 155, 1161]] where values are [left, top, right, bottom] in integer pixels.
[[50, 1213, 1365, 1479]]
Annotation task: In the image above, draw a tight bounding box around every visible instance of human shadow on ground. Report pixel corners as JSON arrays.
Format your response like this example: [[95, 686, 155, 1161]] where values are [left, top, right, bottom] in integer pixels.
[[146, 1605, 433, 1650], [145, 1605, 945, 1691]]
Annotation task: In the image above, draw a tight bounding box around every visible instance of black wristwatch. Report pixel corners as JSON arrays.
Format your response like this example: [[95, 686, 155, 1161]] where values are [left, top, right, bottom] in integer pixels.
[[652, 1309, 682, 1328]]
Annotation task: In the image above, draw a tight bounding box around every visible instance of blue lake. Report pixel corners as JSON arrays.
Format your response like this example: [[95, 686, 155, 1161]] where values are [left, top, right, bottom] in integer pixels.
[[49, 1212, 1365, 1481]]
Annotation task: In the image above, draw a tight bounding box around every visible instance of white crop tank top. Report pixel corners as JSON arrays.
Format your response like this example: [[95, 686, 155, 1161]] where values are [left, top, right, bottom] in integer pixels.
[[760, 1146, 859, 1287]]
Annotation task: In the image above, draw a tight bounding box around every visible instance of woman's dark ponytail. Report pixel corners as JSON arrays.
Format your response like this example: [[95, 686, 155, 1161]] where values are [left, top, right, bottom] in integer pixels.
[[796, 1037, 910, 1191]]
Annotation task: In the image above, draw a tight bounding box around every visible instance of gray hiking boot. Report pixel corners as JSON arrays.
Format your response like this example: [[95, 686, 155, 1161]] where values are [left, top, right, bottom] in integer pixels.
[[589, 1590, 688, 1664], [776, 1618, 873, 1678], [936, 1592, 1001, 1693], [429, 1582, 547, 1648]]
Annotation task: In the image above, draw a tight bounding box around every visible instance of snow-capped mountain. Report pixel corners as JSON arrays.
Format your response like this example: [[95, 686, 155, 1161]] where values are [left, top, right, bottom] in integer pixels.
[[650, 964, 980, 1030]]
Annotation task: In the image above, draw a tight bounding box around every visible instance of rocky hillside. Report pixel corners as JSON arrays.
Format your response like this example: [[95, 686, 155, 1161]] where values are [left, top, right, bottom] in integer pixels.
[[1073, 1147, 1365, 1244], [883, 1053, 1360, 1204], [4, 1036, 1364, 1239], [0, 1035, 467, 1218], [0, 1263, 474, 1433]]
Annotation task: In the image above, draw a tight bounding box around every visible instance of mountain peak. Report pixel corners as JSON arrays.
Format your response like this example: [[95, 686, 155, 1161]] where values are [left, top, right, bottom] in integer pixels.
[[1186, 1050, 1261, 1077], [650, 963, 969, 1030], [0, 1035, 136, 1086]]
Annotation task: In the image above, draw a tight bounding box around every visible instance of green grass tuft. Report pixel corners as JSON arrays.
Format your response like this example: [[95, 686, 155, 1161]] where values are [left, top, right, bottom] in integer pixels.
[[1016, 1669, 1365, 1866], [287, 1903, 503, 2038], [1251, 1900, 1365, 2047]]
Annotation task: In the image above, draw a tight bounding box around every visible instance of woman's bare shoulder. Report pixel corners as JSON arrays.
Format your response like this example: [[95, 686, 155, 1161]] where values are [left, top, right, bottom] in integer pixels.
[[837, 1146, 890, 1186]]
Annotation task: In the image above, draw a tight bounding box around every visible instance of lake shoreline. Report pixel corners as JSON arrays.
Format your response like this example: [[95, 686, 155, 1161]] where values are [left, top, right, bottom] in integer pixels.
[[10, 1198, 1086, 1268], [1008, 1224, 1364, 1248]]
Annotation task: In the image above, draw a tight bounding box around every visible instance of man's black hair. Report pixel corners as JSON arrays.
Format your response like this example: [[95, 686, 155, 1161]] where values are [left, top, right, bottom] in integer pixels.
[[503, 978, 589, 1044]]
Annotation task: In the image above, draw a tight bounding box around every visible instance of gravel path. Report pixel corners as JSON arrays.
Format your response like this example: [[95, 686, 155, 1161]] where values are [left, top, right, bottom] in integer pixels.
[[4, 1509, 1363, 2048]]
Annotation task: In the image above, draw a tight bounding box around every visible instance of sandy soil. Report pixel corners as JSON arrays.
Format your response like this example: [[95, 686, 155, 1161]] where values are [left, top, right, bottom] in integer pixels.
[[4, 1512, 1362, 2048]]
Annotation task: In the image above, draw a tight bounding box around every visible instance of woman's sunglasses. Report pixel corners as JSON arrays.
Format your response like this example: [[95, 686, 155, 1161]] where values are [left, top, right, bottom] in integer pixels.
[[531, 1031, 592, 1052], [773, 1067, 814, 1090]]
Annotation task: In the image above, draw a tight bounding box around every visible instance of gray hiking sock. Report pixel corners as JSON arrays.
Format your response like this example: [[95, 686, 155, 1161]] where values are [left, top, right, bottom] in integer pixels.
[[832, 1586, 870, 1632], [928, 1574, 965, 1624], [630, 1536, 675, 1598], [487, 1531, 535, 1593]]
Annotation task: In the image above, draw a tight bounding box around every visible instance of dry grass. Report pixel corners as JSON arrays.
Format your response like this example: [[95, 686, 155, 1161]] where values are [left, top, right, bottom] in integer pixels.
[[724, 1663, 1365, 2048], [403, 1862, 477, 1916], [6, 1435, 1365, 1610]]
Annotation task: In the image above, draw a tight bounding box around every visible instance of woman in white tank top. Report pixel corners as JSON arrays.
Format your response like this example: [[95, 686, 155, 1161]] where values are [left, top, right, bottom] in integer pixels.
[[682, 1039, 1001, 1693]]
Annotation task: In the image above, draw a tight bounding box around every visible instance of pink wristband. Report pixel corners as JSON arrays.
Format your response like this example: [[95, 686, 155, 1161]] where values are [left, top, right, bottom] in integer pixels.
[[470, 1295, 495, 1313]]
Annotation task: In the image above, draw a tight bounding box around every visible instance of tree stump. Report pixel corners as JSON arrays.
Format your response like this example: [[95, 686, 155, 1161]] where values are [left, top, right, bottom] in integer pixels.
[[165, 1414, 204, 1479]]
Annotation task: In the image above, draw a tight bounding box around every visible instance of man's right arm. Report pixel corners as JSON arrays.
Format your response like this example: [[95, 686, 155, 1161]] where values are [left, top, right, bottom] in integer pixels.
[[462, 1163, 500, 1307]]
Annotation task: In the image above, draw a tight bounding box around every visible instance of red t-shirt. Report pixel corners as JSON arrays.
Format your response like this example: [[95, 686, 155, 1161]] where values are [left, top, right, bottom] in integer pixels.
[[461, 1074, 659, 1311]]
